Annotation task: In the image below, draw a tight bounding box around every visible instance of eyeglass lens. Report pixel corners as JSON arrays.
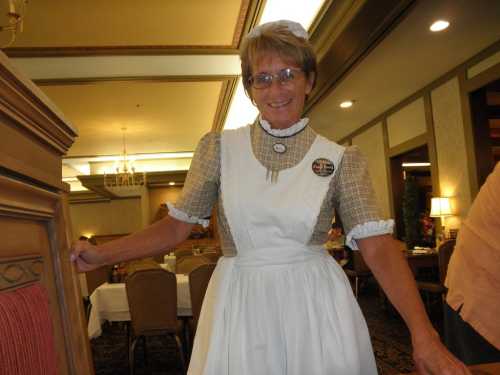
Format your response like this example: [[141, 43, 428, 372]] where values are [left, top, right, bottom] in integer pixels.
[[251, 68, 301, 89]]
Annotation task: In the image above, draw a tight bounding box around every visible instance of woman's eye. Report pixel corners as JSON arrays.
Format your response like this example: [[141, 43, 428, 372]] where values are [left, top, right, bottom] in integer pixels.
[[256, 74, 271, 84], [281, 69, 295, 81]]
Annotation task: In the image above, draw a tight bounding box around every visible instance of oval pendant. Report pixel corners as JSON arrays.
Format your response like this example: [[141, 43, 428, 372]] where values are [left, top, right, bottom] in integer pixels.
[[273, 143, 287, 154]]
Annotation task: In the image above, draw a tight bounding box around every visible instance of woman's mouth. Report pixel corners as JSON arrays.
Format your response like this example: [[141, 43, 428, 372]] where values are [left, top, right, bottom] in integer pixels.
[[268, 99, 292, 108]]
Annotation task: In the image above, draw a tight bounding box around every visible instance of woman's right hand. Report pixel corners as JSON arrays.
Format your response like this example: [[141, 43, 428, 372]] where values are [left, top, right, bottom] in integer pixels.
[[70, 240, 106, 272]]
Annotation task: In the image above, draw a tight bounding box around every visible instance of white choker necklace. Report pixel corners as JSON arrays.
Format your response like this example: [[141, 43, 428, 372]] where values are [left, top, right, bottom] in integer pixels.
[[259, 117, 309, 138]]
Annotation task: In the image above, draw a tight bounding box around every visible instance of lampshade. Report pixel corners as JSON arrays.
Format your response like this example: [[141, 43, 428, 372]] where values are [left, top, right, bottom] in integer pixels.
[[430, 197, 452, 217]]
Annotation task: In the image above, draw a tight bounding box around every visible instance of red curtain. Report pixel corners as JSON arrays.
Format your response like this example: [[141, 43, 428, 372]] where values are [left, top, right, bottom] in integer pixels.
[[0, 283, 58, 375]]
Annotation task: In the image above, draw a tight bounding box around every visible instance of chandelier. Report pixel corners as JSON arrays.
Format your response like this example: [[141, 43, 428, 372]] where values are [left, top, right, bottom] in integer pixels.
[[1, 0, 28, 48], [104, 127, 146, 196]]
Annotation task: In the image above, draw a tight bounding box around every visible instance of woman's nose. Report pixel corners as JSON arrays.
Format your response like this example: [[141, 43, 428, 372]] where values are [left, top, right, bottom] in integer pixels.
[[266, 79, 286, 94]]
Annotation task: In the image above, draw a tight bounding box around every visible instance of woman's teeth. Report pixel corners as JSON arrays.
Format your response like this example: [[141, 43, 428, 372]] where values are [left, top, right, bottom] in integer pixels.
[[269, 99, 291, 108]]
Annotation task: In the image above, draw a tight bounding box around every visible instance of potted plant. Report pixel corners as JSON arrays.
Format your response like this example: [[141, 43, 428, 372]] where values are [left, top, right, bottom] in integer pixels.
[[402, 176, 420, 249]]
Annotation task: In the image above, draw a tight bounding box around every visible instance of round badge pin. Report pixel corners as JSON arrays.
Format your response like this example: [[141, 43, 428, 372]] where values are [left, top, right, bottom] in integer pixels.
[[273, 143, 287, 154], [312, 158, 335, 177]]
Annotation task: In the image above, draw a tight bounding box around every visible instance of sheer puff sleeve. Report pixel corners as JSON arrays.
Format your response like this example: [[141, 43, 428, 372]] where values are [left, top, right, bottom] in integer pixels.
[[332, 146, 394, 250], [167, 132, 220, 227]]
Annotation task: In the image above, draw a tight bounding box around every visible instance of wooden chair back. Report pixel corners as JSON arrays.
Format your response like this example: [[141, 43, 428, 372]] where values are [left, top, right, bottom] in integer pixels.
[[176, 255, 211, 275], [85, 265, 113, 295], [438, 239, 456, 284], [125, 268, 178, 335], [125, 257, 160, 275], [189, 263, 216, 326]]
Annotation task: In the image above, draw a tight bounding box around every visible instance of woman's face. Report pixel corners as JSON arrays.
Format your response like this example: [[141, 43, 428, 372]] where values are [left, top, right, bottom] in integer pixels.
[[250, 53, 314, 129]]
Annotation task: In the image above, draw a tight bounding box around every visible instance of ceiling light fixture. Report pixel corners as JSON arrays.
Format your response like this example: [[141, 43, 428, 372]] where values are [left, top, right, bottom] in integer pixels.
[[340, 100, 354, 109], [0, 0, 28, 48], [430, 20, 450, 32], [168, 182, 176, 186], [62, 177, 80, 183], [402, 162, 431, 167], [103, 127, 146, 196]]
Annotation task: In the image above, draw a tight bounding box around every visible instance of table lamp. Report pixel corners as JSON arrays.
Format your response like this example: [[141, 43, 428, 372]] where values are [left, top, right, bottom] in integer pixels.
[[430, 197, 452, 240]]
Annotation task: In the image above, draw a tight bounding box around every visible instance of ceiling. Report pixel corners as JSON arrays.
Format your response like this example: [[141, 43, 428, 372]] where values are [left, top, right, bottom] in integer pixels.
[[308, 0, 500, 141], [41, 80, 223, 157], [8, 0, 245, 48], [4, 0, 254, 185], [3, 0, 500, 194]]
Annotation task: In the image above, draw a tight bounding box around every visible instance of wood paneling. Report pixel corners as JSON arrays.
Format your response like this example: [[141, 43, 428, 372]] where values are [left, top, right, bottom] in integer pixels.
[[0, 255, 43, 292], [0, 50, 94, 374], [0, 215, 72, 374]]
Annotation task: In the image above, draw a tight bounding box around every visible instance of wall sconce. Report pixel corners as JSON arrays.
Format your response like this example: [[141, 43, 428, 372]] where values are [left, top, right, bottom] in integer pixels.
[[430, 197, 452, 239]]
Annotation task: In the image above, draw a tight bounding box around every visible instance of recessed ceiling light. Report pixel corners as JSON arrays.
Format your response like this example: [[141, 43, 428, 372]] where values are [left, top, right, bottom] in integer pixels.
[[340, 100, 354, 109], [168, 182, 176, 186], [430, 20, 450, 32], [402, 162, 431, 167]]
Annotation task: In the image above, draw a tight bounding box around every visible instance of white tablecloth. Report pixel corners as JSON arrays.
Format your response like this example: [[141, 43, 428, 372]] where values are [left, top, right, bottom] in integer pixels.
[[87, 273, 191, 339]]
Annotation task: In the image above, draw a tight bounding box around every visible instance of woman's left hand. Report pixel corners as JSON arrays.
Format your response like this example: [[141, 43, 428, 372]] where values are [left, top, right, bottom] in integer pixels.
[[412, 330, 471, 375]]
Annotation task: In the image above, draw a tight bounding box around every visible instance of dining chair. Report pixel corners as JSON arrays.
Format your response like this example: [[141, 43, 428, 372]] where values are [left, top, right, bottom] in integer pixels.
[[85, 264, 114, 295], [187, 263, 216, 354], [343, 249, 372, 299], [417, 239, 456, 309], [176, 255, 211, 274], [189, 263, 216, 328], [125, 268, 186, 375], [124, 257, 160, 275]]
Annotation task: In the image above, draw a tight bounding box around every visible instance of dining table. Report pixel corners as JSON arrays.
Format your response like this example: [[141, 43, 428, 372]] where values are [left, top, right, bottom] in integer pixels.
[[87, 268, 191, 339], [378, 249, 439, 311], [405, 249, 439, 278]]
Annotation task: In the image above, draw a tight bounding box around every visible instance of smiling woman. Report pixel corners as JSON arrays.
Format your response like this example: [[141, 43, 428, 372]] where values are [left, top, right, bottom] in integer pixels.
[[71, 19, 471, 375], [249, 56, 313, 129], [240, 21, 316, 130]]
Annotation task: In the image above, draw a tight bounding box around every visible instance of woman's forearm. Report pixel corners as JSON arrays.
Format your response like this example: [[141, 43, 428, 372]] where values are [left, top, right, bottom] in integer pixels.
[[357, 235, 435, 341], [96, 215, 193, 265]]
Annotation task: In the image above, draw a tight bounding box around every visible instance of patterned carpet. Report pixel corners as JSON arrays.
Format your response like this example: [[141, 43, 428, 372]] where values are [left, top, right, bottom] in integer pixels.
[[90, 284, 442, 375]]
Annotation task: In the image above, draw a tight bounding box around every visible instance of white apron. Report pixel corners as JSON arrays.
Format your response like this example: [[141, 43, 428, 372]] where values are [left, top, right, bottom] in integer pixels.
[[188, 125, 377, 375]]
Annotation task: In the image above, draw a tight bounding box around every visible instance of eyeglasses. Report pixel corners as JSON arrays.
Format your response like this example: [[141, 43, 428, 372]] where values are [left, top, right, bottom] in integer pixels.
[[248, 68, 304, 89]]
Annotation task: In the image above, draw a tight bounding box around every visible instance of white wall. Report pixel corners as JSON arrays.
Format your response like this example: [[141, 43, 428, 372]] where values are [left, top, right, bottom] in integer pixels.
[[70, 198, 143, 240], [387, 98, 427, 148], [431, 77, 472, 229]]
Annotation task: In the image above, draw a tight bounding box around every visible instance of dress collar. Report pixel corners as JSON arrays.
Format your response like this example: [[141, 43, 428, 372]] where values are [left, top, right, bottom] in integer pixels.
[[259, 117, 309, 138]]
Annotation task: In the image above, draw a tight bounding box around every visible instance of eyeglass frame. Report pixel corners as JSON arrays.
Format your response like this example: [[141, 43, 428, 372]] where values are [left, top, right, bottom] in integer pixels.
[[247, 67, 306, 89]]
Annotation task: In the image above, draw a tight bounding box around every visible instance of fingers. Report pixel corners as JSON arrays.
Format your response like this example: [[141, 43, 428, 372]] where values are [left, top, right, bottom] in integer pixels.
[[70, 240, 97, 272], [439, 345, 471, 375], [73, 256, 95, 273], [415, 351, 471, 375], [70, 240, 87, 260], [413, 336, 472, 375]]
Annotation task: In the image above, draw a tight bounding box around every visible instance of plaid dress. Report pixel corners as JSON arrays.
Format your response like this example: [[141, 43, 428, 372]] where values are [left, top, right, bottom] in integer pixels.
[[170, 121, 390, 253]]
